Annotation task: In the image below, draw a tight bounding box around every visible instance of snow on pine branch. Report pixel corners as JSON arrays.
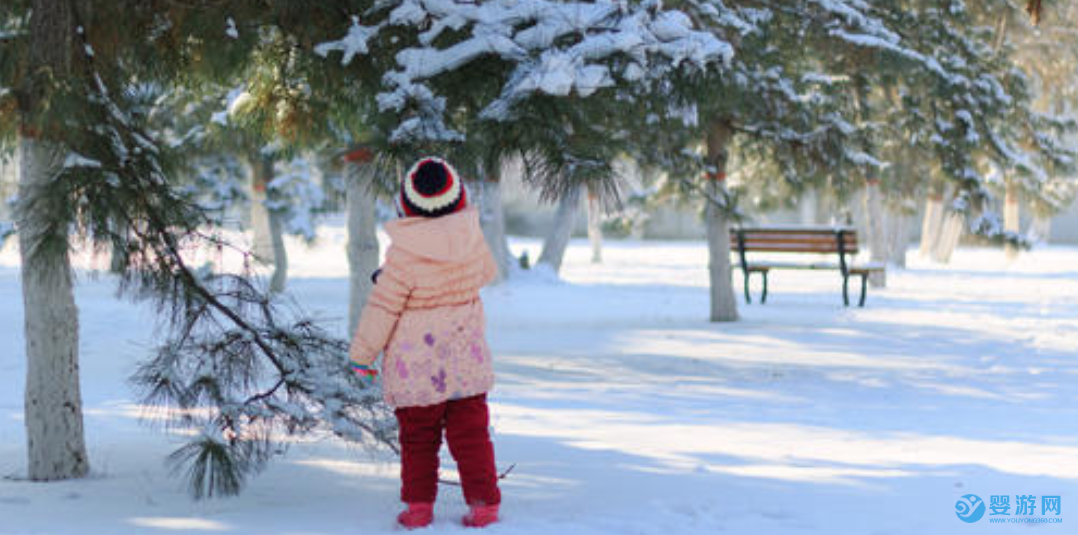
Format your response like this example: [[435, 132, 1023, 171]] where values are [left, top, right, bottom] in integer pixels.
[[313, 16, 384, 65], [809, 0, 902, 45], [64, 152, 103, 169], [316, 0, 731, 143]]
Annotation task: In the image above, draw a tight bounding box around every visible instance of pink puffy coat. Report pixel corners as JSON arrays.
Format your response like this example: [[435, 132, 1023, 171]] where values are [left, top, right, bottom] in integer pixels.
[[349, 206, 498, 408]]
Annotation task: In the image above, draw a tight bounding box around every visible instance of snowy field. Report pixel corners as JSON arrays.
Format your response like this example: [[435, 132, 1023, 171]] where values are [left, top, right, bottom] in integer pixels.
[[2, 226, 1078, 535]]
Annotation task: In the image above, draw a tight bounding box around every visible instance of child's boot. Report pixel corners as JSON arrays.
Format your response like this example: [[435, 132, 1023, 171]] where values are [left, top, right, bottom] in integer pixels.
[[462, 503, 499, 528], [397, 502, 434, 529]]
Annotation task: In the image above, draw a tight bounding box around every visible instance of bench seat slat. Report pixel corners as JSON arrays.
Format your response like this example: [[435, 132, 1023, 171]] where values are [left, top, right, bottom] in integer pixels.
[[737, 240, 856, 247], [731, 226, 856, 234], [738, 261, 843, 270], [733, 247, 858, 254], [738, 237, 858, 246], [734, 230, 856, 237], [736, 233, 857, 241]]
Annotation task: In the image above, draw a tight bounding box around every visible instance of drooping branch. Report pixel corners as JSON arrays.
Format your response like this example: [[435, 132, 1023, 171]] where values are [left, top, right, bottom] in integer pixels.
[[18, 18, 399, 499]]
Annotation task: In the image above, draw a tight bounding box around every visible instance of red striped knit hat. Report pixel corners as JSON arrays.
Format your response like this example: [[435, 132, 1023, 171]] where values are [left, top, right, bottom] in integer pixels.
[[399, 157, 468, 218]]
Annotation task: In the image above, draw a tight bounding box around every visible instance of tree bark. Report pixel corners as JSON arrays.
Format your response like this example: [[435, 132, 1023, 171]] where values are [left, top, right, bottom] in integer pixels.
[[476, 167, 512, 281], [705, 122, 738, 322], [19, 138, 89, 481], [919, 191, 945, 258], [886, 205, 910, 269], [0, 154, 15, 223], [345, 162, 379, 336], [248, 154, 287, 293], [538, 182, 583, 273], [16, 0, 90, 482], [1004, 179, 1020, 260], [862, 179, 887, 287], [586, 187, 603, 264], [799, 187, 819, 225], [933, 209, 964, 264]]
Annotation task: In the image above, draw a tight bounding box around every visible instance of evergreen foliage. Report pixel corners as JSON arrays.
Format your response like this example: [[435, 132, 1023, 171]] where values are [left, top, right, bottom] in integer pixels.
[[2, 0, 1076, 497], [1, 1, 397, 499]]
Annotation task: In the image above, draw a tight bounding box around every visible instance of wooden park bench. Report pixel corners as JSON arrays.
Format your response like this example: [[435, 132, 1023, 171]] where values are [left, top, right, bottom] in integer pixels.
[[729, 226, 886, 307]]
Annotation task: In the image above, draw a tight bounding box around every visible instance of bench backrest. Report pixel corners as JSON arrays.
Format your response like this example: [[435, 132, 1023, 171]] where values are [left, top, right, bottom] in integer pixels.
[[729, 227, 860, 255]]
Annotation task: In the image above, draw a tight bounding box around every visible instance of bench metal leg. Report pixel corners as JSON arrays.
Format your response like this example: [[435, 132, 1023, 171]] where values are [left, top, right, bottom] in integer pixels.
[[859, 273, 869, 307], [742, 270, 752, 304], [842, 274, 850, 306], [760, 271, 769, 304]]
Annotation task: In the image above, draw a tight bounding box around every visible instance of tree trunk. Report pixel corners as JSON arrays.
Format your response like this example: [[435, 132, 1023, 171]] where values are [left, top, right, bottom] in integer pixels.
[[0, 154, 15, 222], [18, 138, 90, 481], [476, 168, 513, 281], [248, 154, 287, 293], [16, 0, 90, 483], [933, 209, 964, 264], [1004, 179, 1020, 260], [919, 191, 945, 258], [586, 187, 603, 264], [249, 168, 274, 263], [705, 122, 738, 322], [886, 206, 910, 269], [612, 157, 647, 239], [799, 187, 819, 225], [345, 162, 379, 336], [538, 182, 583, 273], [267, 206, 288, 293], [1028, 214, 1051, 244], [862, 179, 888, 287]]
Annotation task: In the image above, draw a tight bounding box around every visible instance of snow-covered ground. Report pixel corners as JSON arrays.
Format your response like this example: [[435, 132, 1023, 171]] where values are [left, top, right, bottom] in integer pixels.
[[1, 226, 1077, 535]]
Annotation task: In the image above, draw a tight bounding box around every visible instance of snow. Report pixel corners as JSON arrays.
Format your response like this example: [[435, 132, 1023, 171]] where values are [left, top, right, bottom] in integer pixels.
[[314, 1, 730, 141], [2, 224, 1078, 534], [832, 29, 953, 82], [63, 152, 103, 169], [314, 16, 383, 66], [219, 87, 252, 125], [650, 11, 693, 42]]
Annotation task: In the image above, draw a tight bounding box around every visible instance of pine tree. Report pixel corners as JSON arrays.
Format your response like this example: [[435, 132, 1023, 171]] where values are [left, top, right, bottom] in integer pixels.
[[9, 0, 90, 481], [2, 0, 723, 496], [307, 0, 732, 284], [624, 1, 888, 320], [625, 0, 1075, 318], [1, 1, 399, 497]]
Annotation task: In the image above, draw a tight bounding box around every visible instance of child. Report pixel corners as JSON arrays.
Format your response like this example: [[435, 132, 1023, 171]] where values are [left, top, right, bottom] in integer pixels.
[[349, 157, 501, 529]]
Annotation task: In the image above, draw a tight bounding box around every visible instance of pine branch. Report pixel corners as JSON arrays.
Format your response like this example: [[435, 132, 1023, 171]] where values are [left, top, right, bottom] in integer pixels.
[[438, 463, 516, 487], [11, 9, 401, 499]]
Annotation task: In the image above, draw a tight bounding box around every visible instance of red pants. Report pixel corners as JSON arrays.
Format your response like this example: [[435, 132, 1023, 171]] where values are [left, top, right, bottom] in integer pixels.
[[395, 393, 501, 506]]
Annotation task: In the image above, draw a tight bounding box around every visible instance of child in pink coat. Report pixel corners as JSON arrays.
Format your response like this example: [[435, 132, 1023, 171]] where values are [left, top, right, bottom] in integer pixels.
[[349, 157, 501, 529]]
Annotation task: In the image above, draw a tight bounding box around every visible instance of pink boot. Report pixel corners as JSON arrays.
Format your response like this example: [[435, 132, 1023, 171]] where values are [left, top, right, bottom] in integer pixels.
[[462, 503, 499, 528], [397, 502, 434, 529]]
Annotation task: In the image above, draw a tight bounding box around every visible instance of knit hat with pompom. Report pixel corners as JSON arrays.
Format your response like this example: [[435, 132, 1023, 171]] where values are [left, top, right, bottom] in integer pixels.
[[398, 157, 468, 218]]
